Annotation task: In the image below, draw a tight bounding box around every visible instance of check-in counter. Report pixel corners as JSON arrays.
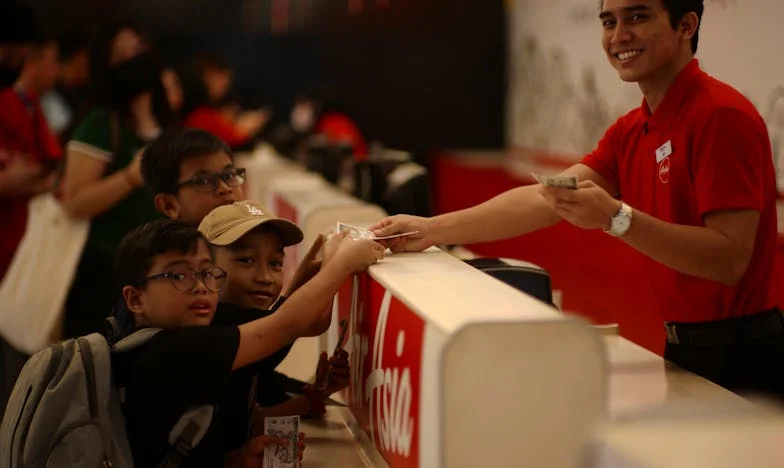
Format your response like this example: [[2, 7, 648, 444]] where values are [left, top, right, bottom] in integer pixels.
[[254, 151, 607, 466], [240, 145, 784, 467], [333, 248, 607, 468], [325, 253, 782, 468], [592, 399, 784, 468]]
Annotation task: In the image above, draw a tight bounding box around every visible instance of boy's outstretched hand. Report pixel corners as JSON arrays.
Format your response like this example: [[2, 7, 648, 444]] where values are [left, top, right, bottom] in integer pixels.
[[325, 233, 385, 275], [285, 234, 325, 296], [314, 349, 350, 396]]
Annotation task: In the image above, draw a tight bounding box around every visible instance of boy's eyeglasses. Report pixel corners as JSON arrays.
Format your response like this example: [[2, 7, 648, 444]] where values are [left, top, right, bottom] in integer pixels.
[[139, 265, 227, 293], [173, 168, 246, 194]]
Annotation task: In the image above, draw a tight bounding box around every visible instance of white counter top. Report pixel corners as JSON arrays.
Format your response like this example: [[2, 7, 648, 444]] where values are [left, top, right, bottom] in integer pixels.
[[370, 248, 567, 335]]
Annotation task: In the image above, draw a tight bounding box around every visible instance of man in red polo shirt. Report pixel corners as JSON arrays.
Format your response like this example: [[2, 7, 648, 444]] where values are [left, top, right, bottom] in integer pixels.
[[371, 0, 784, 398], [0, 37, 63, 281]]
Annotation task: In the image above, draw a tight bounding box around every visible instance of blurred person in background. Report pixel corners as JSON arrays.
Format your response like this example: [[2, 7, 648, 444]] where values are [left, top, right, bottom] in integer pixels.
[[181, 54, 269, 149], [161, 66, 184, 116], [41, 25, 93, 138], [0, 36, 63, 281], [60, 19, 175, 339], [268, 87, 367, 161], [309, 88, 367, 160], [0, 4, 62, 421]]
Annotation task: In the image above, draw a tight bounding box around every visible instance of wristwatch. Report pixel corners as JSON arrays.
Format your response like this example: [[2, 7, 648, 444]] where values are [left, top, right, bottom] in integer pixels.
[[604, 202, 633, 237]]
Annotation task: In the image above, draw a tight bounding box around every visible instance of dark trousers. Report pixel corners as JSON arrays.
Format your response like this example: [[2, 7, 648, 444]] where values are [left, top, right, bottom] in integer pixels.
[[664, 328, 784, 400], [63, 246, 119, 339]]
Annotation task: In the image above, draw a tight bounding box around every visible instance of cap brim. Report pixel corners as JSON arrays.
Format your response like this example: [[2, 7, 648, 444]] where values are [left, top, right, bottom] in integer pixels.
[[210, 217, 304, 247]]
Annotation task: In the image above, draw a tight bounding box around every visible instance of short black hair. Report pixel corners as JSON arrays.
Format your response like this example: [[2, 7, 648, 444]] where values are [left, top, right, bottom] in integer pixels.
[[599, 0, 704, 54], [141, 129, 233, 195], [661, 0, 703, 54], [114, 219, 210, 288], [196, 52, 233, 73], [27, 38, 58, 57], [57, 25, 91, 62]]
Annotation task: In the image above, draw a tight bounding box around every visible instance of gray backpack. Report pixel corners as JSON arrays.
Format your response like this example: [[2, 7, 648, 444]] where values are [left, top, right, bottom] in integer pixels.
[[0, 328, 213, 468]]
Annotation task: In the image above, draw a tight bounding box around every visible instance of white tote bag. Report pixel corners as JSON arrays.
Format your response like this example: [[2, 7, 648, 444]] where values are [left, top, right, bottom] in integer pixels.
[[0, 193, 89, 354]]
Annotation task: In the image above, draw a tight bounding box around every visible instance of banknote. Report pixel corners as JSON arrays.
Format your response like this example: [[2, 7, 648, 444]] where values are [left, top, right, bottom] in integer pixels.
[[530, 172, 578, 189], [262, 415, 300, 468], [336, 222, 418, 240]]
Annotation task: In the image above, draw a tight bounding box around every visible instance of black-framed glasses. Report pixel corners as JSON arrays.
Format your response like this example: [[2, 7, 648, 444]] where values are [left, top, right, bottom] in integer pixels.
[[139, 265, 227, 293], [173, 168, 246, 193]]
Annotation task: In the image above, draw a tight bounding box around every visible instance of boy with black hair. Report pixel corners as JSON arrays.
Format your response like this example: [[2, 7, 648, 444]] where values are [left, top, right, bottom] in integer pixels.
[[113, 219, 383, 466], [199, 201, 353, 423], [141, 128, 244, 224], [139, 126, 320, 361]]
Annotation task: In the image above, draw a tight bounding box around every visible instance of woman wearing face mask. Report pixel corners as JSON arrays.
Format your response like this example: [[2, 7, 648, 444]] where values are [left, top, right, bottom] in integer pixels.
[[293, 90, 367, 159], [59, 20, 174, 339]]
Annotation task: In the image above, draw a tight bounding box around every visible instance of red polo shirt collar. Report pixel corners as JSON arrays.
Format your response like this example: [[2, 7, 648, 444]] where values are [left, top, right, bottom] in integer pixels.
[[641, 58, 701, 134]]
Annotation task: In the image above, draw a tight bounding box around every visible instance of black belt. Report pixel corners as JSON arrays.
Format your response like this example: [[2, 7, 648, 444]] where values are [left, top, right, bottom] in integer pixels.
[[664, 309, 784, 347]]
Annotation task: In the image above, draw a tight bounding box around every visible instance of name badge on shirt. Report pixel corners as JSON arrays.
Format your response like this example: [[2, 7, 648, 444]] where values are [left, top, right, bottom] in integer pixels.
[[656, 140, 673, 163]]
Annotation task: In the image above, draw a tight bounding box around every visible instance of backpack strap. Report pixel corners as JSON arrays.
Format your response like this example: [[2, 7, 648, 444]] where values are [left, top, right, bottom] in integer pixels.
[[105, 316, 123, 346], [158, 405, 215, 468], [112, 328, 162, 353]]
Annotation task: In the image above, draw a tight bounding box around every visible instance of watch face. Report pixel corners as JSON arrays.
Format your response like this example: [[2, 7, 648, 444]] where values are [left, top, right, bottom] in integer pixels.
[[612, 214, 631, 235]]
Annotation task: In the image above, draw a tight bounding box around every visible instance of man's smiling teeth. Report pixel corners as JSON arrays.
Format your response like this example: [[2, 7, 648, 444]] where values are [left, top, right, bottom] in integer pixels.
[[617, 50, 642, 60]]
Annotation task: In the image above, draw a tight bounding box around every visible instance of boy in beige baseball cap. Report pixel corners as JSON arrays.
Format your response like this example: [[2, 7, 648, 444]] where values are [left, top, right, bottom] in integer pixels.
[[199, 200, 382, 423], [200, 200, 304, 254], [199, 200, 307, 311]]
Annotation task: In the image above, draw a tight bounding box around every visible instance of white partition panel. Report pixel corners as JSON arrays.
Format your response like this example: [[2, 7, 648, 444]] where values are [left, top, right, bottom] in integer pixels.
[[335, 249, 607, 467]]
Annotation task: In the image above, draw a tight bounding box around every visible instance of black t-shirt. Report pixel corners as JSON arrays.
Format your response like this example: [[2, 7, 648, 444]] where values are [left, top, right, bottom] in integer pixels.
[[212, 303, 294, 450], [113, 325, 239, 468], [114, 304, 295, 465]]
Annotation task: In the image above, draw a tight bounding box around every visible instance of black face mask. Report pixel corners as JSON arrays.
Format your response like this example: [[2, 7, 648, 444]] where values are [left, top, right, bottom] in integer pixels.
[[0, 66, 21, 88], [106, 52, 162, 106]]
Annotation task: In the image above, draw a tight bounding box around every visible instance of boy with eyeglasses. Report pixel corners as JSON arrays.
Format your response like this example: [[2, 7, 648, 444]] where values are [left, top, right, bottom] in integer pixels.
[[134, 129, 346, 452], [139, 128, 321, 333], [112, 219, 383, 466], [141, 128, 245, 225]]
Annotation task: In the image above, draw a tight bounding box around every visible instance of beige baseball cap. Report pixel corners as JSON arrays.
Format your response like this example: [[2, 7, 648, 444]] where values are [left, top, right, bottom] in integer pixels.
[[198, 201, 304, 247]]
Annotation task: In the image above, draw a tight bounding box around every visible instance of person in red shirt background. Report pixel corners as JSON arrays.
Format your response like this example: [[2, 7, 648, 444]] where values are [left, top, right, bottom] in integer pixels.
[[290, 90, 368, 160], [0, 36, 63, 281], [179, 54, 269, 149], [0, 21, 62, 423]]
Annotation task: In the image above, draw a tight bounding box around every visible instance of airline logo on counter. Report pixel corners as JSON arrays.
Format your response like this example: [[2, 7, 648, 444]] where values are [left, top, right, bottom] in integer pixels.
[[340, 275, 424, 467]]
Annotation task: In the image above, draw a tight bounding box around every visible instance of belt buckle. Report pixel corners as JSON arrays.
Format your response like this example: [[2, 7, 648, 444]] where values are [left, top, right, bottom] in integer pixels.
[[664, 323, 680, 344]]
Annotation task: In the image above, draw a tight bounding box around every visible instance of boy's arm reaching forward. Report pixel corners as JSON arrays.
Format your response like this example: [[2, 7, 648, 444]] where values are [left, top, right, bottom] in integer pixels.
[[232, 234, 384, 371]]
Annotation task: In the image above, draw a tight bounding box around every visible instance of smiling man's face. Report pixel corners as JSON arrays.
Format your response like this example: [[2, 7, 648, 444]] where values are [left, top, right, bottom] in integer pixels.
[[599, 0, 686, 84]]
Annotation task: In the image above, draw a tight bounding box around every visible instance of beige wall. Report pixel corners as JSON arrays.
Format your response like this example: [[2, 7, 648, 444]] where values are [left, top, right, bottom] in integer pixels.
[[507, 0, 784, 189]]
